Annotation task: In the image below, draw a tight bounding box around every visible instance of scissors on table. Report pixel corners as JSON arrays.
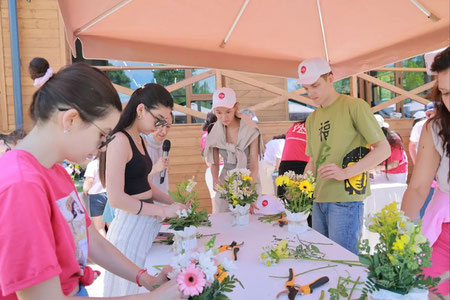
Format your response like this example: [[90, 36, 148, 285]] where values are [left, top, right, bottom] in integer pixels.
[[217, 241, 244, 261], [276, 268, 329, 299]]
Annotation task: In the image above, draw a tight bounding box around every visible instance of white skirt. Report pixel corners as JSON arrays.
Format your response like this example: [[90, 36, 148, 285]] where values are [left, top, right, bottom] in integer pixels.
[[103, 208, 161, 296]]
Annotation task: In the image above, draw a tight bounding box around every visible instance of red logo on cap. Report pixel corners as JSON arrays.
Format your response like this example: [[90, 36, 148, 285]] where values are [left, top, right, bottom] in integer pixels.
[[262, 200, 268, 207], [218, 92, 225, 99], [301, 66, 307, 74]]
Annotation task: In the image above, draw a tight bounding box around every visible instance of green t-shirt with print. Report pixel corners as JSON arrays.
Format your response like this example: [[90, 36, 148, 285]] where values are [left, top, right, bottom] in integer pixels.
[[305, 95, 386, 203]]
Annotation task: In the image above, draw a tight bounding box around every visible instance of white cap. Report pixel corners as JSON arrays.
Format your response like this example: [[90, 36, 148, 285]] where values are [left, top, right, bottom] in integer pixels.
[[413, 111, 426, 120], [374, 114, 389, 128], [296, 57, 332, 85], [255, 195, 285, 215], [212, 87, 236, 109]]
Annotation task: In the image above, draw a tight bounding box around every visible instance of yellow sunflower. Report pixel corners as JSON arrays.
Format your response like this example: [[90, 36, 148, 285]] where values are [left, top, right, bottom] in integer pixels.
[[241, 174, 253, 181], [299, 180, 313, 193]]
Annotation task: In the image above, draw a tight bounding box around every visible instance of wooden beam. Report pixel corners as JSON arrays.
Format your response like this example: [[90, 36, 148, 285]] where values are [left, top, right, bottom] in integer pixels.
[[394, 62, 404, 117], [191, 94, 213, 101], [365, 80, 372, 105], [359, 75, 366, 100], [350, 75, 358, 98], [372, 67, 427, 72], [166, 70, 215, 93], [97, 65, 194, 71], [248, 95, 287, 112], [221, 70, 315, 106], [371, 80, 435, 113], [173, 103, 206, 119], [112, 83, 207, 119], [215, 70, 222, 89], [247, 86, 306, 112], [0, 11, 9, 130], [358, 73, 429, 105], [185, 69, 192, 123]]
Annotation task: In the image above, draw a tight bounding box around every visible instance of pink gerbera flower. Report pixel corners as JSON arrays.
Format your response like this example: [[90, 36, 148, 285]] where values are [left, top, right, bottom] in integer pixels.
[[177, 264, 206, 296]]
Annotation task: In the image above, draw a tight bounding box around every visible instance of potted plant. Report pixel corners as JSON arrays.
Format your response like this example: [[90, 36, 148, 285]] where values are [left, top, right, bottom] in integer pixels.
[[216, 169, 258, 226], [275, 170, 316, 234], [169, 236, 244, 299], [167, 178, 210, 253], [358, 202, 440, 299]]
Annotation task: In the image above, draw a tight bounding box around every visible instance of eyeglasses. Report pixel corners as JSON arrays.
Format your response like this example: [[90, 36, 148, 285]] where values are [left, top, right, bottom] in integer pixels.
[[146, 109, 170, 128], [57, 107, 115, 149]]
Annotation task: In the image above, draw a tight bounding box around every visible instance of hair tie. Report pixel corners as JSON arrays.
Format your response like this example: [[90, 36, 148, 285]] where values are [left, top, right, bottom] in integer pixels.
[[33, 67, 53, 88]]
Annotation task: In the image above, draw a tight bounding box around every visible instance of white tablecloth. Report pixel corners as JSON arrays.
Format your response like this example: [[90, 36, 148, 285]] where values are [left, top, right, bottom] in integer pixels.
[[144, 213, 367, 299], [363, 183, 408, 248]]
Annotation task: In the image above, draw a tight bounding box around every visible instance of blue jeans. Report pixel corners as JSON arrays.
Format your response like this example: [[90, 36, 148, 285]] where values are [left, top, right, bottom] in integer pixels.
[[312, 201, 364, 255], [89, 192, 108, 217], [75, 285, 88, 296]]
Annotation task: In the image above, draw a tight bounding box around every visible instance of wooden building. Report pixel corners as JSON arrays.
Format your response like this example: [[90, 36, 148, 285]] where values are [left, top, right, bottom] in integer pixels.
[[0, 0, 70, 133], [1, 0, 432, 213]]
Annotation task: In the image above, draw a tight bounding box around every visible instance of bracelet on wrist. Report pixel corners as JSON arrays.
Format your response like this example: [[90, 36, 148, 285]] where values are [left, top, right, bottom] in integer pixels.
[[136, 268, 147, 287], [136, 200, 144, 215]]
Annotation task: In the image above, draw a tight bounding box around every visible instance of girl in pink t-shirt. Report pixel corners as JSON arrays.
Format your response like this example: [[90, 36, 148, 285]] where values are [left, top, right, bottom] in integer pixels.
[[372, 126, 408, 184], [0, 58, 182, 299]]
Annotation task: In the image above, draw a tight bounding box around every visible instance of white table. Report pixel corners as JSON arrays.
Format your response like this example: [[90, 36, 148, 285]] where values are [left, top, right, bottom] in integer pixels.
[[144, 213, 367, 299], [363, 183, 407, 248]]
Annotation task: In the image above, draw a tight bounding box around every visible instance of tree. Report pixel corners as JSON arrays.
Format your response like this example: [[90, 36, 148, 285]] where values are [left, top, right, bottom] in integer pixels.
[[333, 78, 350, 95], [193, 80, 212, 94], [106, 63, 131, 88], [153, 69, 186, 105], [402, 56, 425, 92]]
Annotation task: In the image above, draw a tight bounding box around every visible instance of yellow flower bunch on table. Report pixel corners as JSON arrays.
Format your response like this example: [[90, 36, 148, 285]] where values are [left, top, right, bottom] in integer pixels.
[[358, 202, 440, 297], [216, 168, 258, 208], [275, 171, 316, 214]]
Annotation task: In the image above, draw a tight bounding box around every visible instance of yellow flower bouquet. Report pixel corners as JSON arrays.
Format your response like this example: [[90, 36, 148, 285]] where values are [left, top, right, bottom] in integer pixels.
[[275, 171, 316, 234], [358, 202, 440, 299], [216, 168, 258, 226], [275, 170, 316, 214]]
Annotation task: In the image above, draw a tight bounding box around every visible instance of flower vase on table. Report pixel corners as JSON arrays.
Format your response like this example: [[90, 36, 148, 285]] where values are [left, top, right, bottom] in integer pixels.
[[367, 288, 428, 300], [359, 203, 440, 300], [275, 171, 316, 235], [285, 210, 309, 234], [216, 169, 258, 227], [228, 203, 250, 226], [166, 178, 211, 254], [170, 225, 198, 254]]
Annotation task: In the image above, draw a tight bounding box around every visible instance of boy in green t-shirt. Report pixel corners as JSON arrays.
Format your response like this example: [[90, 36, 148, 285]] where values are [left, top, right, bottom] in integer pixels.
[[298, 57, 391, 255]]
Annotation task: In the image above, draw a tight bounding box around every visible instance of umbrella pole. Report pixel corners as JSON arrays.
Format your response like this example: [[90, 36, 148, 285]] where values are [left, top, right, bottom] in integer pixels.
[[220, 0, 251, 48], [316, 0, 329, 62], [409, 0, 440, 22]]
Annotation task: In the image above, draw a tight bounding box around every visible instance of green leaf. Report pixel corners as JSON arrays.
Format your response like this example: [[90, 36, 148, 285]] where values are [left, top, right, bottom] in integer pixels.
[[359, 256, 372, 266], [311, 245, 320, 253]]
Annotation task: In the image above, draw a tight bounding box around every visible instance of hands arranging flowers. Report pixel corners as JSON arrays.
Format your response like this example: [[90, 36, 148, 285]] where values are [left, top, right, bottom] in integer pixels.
[[167, 177, 211, 230]]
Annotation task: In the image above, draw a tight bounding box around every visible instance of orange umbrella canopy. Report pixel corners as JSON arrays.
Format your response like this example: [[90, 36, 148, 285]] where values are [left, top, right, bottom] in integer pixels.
[[59, 0, 449, 79]]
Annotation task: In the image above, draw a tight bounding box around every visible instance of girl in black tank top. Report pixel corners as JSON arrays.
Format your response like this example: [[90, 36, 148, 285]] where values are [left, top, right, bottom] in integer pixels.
[[100, 84, 188, 296], [121, 131, 153, 196]]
